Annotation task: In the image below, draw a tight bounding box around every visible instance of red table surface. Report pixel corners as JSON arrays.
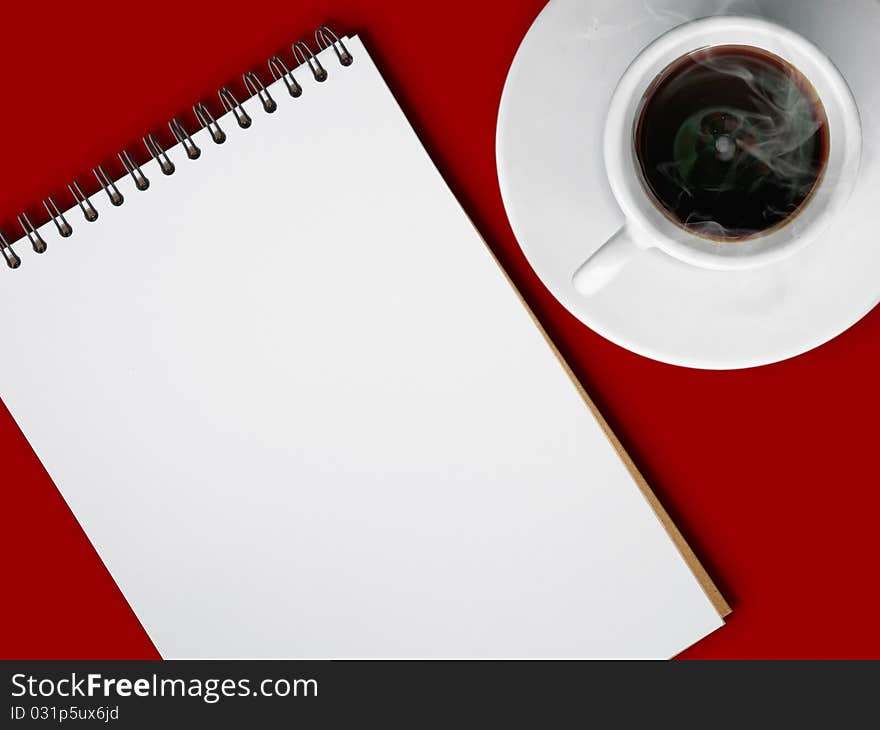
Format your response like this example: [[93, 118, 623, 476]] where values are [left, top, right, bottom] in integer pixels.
[[1, 0, 878, 660]]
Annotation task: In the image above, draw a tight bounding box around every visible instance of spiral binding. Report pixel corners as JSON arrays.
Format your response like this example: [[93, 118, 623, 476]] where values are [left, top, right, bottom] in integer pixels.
[[0, 25, 351, 270]]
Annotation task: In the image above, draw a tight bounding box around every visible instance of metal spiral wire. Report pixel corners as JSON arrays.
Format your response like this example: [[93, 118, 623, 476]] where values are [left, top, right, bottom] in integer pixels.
[[0, 26, 352, 269]]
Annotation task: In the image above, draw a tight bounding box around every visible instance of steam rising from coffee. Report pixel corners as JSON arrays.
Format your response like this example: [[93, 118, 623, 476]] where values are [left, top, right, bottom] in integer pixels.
[[635, 45, 829, 240]]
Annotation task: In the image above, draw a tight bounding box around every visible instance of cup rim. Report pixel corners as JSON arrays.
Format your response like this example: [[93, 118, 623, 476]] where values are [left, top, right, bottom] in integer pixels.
[[603, 15, 862, 271]]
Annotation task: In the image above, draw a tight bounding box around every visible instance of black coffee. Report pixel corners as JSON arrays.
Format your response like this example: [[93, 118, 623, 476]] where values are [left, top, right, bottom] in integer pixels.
[[634, 45, 829, 240]]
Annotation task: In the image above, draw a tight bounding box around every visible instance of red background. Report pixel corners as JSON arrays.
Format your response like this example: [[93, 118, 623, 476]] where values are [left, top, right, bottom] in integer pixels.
[[1, 0, 878, 659]]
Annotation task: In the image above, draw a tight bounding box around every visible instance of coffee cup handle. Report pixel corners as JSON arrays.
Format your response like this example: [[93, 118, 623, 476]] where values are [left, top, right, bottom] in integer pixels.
[[572, 226, 646, 296]]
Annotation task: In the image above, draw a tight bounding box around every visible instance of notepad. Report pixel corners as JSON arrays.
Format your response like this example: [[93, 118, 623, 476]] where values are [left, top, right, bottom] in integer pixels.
[[0, 29, 726, 657]]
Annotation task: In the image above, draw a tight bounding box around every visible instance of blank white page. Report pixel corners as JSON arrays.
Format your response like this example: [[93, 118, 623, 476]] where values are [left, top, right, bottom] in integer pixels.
[[0, 36, 723, 658]]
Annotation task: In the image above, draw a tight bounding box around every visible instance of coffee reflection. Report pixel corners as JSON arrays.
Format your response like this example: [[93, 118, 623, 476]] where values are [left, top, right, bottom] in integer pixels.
[[634, 45, 829, 241]]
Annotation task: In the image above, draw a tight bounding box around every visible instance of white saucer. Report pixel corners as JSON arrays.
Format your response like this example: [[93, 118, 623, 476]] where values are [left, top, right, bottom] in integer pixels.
[[497, 0, 880, 369]]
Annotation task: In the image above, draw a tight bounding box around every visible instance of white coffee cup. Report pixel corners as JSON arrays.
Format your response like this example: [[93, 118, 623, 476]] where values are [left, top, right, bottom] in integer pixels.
[[573, 15, 862, 296]]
